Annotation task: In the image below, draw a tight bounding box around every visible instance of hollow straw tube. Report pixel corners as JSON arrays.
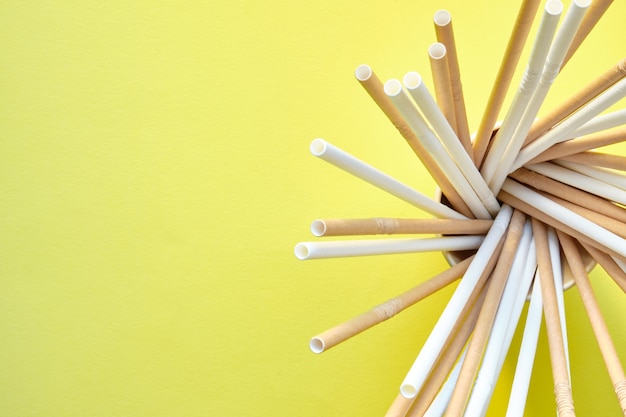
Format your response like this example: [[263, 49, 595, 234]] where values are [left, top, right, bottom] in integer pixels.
[[403, 72, 500, 216], [309, 138, 467, 219], [428, 43, 457, 131], [310, 218, 493, 237], [513, 77, 626, 171], [294, 235, 484, 260], [480, 0, 563, 189], [548, 227, 570, 380], [570, 108, 626, 138], [384, 79, 492, 219], [581, 243, 626, 293], [505, 275, 543, 417], [423, 348, 468, 417], [399, 205, 513, 399], [555, 159, 626, 191], [560, 152, 626, 172]]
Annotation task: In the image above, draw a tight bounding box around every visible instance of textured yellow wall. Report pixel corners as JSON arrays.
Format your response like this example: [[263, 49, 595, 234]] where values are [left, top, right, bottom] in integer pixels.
[[1, 1, 625, 416]]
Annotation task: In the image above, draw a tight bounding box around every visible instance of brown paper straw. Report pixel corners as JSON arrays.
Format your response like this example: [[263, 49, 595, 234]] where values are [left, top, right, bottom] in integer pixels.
[[385, 394, 414, 417], [527, 125, 626, 164], [309, 255, 474, 353], [509, 168, 626, 224], [532, 220, 576, 417], [429, 43, 458, 133], [580, 242, 626, 293], [311, 218, 493, 237], [444, 210, 527, 417], [558, 231, 626, 415], [434, 10, 473, 161], [561, 0, 615, 68], [472, 0, 542, 166], [559, 151, 626, 171], [524, 58, 626, 146], [355, 65, 474, 218]]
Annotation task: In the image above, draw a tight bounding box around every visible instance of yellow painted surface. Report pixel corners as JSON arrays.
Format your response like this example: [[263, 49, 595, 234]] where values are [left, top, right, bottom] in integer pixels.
[[1, 1, 625, 415]]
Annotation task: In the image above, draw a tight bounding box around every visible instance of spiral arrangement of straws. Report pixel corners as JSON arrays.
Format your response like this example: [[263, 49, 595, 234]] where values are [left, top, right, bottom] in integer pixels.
[[294, 0, 626, 415]]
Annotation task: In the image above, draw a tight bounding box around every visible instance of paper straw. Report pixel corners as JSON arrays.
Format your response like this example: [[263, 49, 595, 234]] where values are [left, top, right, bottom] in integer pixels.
[[443, 210, 527, 417], [514, 76, 626, 170], [428, 43, 457, 132], [433, 10, 472, 159], [525, 58, 626, 145], [580, 242, 626, 293], [527, 125, 626, 164], [509, 168, 626, 224], [472, 0, 543, 166], [403, 71, 500, 215], [571, 108, 626, 138], [384, 80, 492, 219], [311, 218, 493, 237], [532, 219, 575, 417], [309, 138, 467, 219], [559, 152, 626, 172], [309, 256, 474, 353], [548, 227, 570, 379], [294, 235, 484, 260], [561, 0, 615, 68], [423, 348, 468, 417], [480, 0, 563, 192], [385, 394, 414, 417], [558, 231, 626, 414], [548, 195, 626, 239], [555, 159, 626, 191], [505, 275, 543, 417], [525, 162, 626, 205], [354, 65, 474, 218], [464, 220, 534, 417], [400, 205, 513, 399]]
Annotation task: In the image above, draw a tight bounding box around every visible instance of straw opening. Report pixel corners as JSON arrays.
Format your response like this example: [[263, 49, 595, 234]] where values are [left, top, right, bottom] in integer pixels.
[[574, 0, 591, 7], [384, 79, 403, 96], [310, 138, 327, 156], [294, 243, 310, 260], [400, 384, 418, 398], [403, 72, 422, 89], [546, 0, 563, 15], [309, 337, 325, 353], [355, 64, 372, 81], [433, 10, 451, 26], [310, 220, 326, 237], [428, 42, 446, 59]]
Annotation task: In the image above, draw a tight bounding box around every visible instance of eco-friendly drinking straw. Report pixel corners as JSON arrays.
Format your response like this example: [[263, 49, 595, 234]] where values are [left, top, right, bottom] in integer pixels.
[[472, 0, 542, 166], [570, 108, 626, 138], [423, 348, 468, 417], [309, 255, 474, 353], [548, 196, 626, 240], [481, 0, 563, 192], [309, 138, 468, 219], [354, 64, 474, 218], [310, 218, 493, 237], [433, 10, 472, 160], [384, 79, 492, 219], [428, 43, 456, 132], [581, 242, 626, 293], [400, 205, 513, 399], [559, 152, 626, 172], [558, 231, 626, 415], [548, 227, 570, 379], [556, 159, 626, 191]]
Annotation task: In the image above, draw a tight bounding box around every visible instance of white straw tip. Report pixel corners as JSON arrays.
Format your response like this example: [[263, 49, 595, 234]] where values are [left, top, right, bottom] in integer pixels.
[[400, 384, 418, 398], [310, 220, 326, 236], [403, 72, 422, 90], [294, 243, 311, 260], [428, 42, 446, 59], [310, 138, 327, 156], [309, 337, 325, 353], [384, 79, 403, 97], [355, 64, 372, 81], [433, 10, 451, 26], [545, 0, 563, 15], [574, 0, 591, 8]]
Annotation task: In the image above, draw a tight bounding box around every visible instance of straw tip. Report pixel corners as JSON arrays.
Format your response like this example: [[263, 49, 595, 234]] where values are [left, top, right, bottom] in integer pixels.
[[383, 79, 403, 96], [309, 337, 325, 353], [400, 384, 418, 399], [310, 138, 327, 156], [403, 72, 422, 89], [310, 220, 326, 237], [433, 9, 451, 26], [294, 243, 310, 260], [355, 64, 372, 81], [573, 0, 591, 8], [428, 42, 446, 59], [545, 0, 563, 15]]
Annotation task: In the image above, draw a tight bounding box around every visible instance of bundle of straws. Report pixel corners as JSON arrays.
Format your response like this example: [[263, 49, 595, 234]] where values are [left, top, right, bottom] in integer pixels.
[[294, 0, 626, 415]]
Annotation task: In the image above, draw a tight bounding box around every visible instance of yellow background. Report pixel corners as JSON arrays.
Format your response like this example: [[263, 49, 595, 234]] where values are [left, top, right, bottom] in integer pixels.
[[1, 0, 625, 415]]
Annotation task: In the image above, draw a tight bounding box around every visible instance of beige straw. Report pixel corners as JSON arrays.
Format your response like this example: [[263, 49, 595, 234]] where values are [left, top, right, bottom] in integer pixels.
[[472, 0, 542, 166], [580, 242, 626, 293], [429, 43, 457, 133], [561, 0, 615, 68], [559, 151, 626, 171], [355, 65, 474, 218], [525, 57, 626, 146], [309, 255, 474, 353], [385, 394, 414, 417], [558, 231, 626, 415], [444, 210, 527, 417], [311, 218, 493, 237], [532, 219, 576, 417], [434, 10, 473, 161]]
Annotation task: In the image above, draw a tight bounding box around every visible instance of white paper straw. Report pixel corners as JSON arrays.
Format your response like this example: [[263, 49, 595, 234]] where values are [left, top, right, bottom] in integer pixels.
[[514, 76, 626, 170], [555, 159, 626, 191], [501, 178, 626, 258], [309, 138, 467, 219], [570, 108, 626, 138], [423, 348, 468, 417], [402, 71, 500, 216], [612, 255, 626, 274], [294, 235, 484, 260], [548, 227, 570, 380], [384, 79, 492, 220], [505, 275, 543, 417], [399, 205, 513, 398], [526, 162, 626, 205], [464, 221, 534, 417], [481, 0, 563, 191]]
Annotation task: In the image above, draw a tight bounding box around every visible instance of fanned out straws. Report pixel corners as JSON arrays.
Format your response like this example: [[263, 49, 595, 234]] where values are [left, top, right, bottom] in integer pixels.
[[294, 0, 626, 415]]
